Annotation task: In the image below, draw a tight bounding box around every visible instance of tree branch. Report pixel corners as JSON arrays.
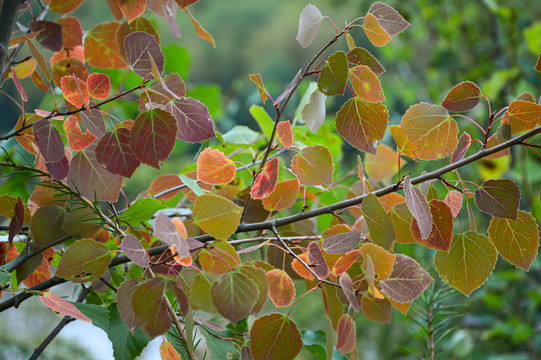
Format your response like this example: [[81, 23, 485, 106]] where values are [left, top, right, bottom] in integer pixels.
[[0, 0, 22, 82]]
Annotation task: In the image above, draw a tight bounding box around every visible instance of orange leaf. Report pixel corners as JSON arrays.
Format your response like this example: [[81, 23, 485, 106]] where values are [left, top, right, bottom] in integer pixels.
[[148, 174, 183, 200], [63, 116, 97, 151], [160, 340, 182, 360], [389, 125, 418, 160], [40, 292, 91, 322], [84, 22, 128, 69], [277, 120, 293, 148], [251, 157, 279, 199], [332, 249, 360, 276], [57, 17, 83, 47], [262, 178, 300, 212], [291, 253, 314, 280], [24, 255, 53, 289], [349, 65, 385, 102], [87, 73, 111, 99], [197, 148, 236, 185], [249, 73, 267, 104], [118, 0, 147, 23], [363, 13, 391, 47], [61, 75, 89, 108], [266, 269, 295, 307], [171, 217, 188, 238], [184, 8, 215, 48]]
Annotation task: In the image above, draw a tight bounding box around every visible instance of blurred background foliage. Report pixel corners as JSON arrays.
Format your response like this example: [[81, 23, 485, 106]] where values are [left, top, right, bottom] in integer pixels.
[[1, 0, 541, 358]]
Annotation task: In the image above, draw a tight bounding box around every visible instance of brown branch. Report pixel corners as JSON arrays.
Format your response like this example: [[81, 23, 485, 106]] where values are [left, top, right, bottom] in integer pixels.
[[0, 0, 22, 81]]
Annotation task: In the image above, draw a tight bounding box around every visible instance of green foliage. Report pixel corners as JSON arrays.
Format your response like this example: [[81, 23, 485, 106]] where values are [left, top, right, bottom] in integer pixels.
[[0, 1, 540, 359]]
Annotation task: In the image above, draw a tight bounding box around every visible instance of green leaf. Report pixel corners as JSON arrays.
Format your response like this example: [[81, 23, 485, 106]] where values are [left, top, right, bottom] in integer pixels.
[[106, 304, 150, 360], [119, 197, 166, 225], [434, 231, 498, 296], [222, 125, 259, 144], [487, 210, 539, 270], [318, 51, 348, 96], [250, 105, 274, 140], [179, 174, 205, 196], [193, 194, 242, 240], [202, 329, 240, 359], [0, 270, 11, 285], [72, 302, 110, 331], [56, 239, 111, 283], [361, 193, 396, 250], [250, 313, 303, 360], [291, 145, 333, 186], [211, 271, 258, 324], [30, 205, 67, 248], [361, 293, 392, 323]]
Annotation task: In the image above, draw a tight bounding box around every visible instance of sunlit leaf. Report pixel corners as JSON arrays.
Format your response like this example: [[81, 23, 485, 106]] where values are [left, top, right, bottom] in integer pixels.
[[251, 157, 280, 199], [132, 277, 171, 337], [266, 269, 295, 307], [211, 271, 258, 323], [349, 65, 385, 103], [296, 4, 323, 48], [363, 13, 391, 47], [368, 2, 410, 36], [250, 313, 302, 360], [335, 97, 388, 154], [291, 145, 333, 186], [193, 194, 242, 240], [434, 231, 497, 296], [63, 116, 97, 151], [49, 0, 84, 14], [87, 73, 111, 99], [56, 239, 111, 283], [61, 75, 89, 108], [68, 143, 123, 202], [249, 73, 267, 103], [400, 102, 458, 160], [474, 178, 520, 220], [262, 178, 299, 212], [85, 22, 128, 68], [196, 147, 235, 185], [347, 47, 385, 75], [487, 210, 539, 270], [184, 8, 215, 47], [40, 292, 91, 322], [361, 293, 392, 323], [361, 194, 395, 250], [506, 100, 541, 134], [318, 51, 348, 96], [403, 175, 432, 239], [441, 81, 482, 113]]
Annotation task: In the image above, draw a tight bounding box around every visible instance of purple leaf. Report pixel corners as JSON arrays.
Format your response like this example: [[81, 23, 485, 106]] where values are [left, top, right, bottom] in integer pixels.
[[475, 179, 520, 220], [154, 212, 189, 258], [8, 196, 25, 243], [368, 2, 410, 36], [34, 119, 64, 162], [322, 232, 362, 254], [45, 156, 70, 180], [95, 128, 141, 178], [380, 254, 433, 303], [403, 175, 432, 239], [124, 31, 164, 78], [120, 234, 150, 268], [307, 241, 330, 279], [339, 272, 359, 312], [80, 104, 106, 138], [117, 279, 144, 333], [451, 132, 471, 164], [165, 97, 215, 142], [29, 20, 63, 51]]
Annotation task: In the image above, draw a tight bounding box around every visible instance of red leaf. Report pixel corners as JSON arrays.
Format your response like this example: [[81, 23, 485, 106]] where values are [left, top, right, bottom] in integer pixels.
[[57, 17, 83, 47], [196, 148, 236, 185], [451, 132, 471, 164], [61, 76, 89, 108], [11, 67, 28, 102], [261, 178, 300, 212], [85, 22, 128, 69], [40, 292, 91, 322], [332, 250, 360, 275], [175, 0, 198, 9], [63, 116, 97, 151], [95, 127, 141, 178], [336, 314, 356, 353], [441, 81, 482, 113], [8, 197, 25, 242], [266, 269, 295, 307], [118, 0, 147, 23], [411, 200, 453, 251], [307, 241, 330, 279], [87, 73, 111, 99], [251, 157, 279, 199], [276, 120, 293, 148], [24, 253, 53, 288], [444, 190, 463, 218]]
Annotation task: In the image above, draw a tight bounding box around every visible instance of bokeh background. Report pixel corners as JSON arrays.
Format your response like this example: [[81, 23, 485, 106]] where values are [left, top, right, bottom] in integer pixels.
[[1, 0, 541, 359]]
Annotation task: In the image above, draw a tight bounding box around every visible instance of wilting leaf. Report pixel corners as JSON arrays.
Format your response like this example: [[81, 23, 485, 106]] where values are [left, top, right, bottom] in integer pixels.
[[296, 4, 323, 48], [400, 103, 458, 160], [57, 17, 83, 47], [441, 81, 482, 113], [33, 119, 64, 162], [196, 148, 235, 185], [403, 175, 432, 240], [125, 32, 164, 78], [132, 277, 171, 337], [363, 13, 391, 47], [199, 240, 240, 275], [56, 239, 111, 283], [130, 109, 177, 168], [262, 178, 299, 212], [277, 121, 293, 148], [29, 20, 63, 51], [339, 273, 359, 312], [361, 194, 396, 250], [249, 73, 267, 103], [361, 293, 392, 323], [95, 127, 141, 178], [318, 51, 348, 96], [250, 313, 302, 360], [63, 116, 97, 151], [120, 234, 150, 268], [335, 98, 388, 154], [349, 65, 385, 102], [154, 212, 189, 258], [67, 143, 123, 202], [474, 179, 520, 220], [307, 242, 330, 279], [336, 314, 356, 353], [40, 292, 91, 322], [165, 97, 215, 142], [193, 194, 242, 239], [322, 232, 362, 254], [87, 73, 111, 99], [411, 200, 453, 251], [359, 243, 395, 280], [291, 145, 333, 186], [380, 254, 433, 303], [451, 132, 471, 164], [251, 157, 279, 199], [368, 2, 410, 36], [49, 0, 84, 14], [85, 22, 128, 68], [301, 88, 326, 134], [389, 125, 418, 159], [487, 210, 539, 270], [211, 271, 258, 323]]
